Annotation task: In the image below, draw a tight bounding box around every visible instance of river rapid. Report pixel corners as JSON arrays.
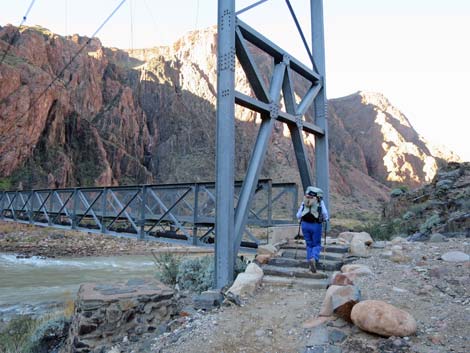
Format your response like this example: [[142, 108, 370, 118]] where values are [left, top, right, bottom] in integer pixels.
[[0, 253, 159, 319]]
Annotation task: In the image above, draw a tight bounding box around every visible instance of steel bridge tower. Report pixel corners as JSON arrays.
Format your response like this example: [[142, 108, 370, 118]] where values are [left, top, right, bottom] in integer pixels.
[[215, 0, 329, 288]]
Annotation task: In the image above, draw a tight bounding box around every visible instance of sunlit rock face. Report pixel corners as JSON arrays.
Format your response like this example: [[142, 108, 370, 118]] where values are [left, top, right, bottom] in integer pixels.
[[0, 25, 460, 216], [329, 91, 460, 188], [0, 25, 154, 187]]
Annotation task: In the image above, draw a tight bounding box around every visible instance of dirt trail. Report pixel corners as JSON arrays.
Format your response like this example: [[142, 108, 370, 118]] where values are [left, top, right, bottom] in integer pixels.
[[144, 238, 469, 353]]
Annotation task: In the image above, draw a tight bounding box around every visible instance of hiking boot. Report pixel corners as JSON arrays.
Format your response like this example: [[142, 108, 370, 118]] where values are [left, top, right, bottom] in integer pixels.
[[308, 259, 317, 273]]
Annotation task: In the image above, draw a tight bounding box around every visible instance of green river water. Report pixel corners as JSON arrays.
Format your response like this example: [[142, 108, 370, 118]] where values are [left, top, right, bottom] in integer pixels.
[[0, 253, 160, 318]]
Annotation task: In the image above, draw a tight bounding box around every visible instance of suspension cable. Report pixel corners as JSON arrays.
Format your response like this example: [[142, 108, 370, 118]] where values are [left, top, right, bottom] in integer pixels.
[[129, 0, 134, 50], [236, 0, 270, 16], [65, 0, 68, 36], [195, 0, 200, 29], [0, 0, 38, 66], [284, 0, 317, 72]]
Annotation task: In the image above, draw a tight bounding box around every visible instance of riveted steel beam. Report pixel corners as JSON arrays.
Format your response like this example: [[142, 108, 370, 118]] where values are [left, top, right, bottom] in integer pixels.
[[235, 27, 270, 103], [311, 0, 330, 210], [234, 91, 324, 136], [234, 60, 286, 255], [215, 0, 236, 289], [237, 19, 320, 83]]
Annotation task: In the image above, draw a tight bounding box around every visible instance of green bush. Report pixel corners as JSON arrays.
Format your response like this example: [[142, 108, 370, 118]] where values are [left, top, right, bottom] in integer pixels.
[[176, 256, 214, 293], [419, 214, 441, 234], [436, 179, 453, 191], [359, 221, 395, 241], [409, 202, 429, 215], [28, 316, 69, 353], [390, 188, 405, 198], [174, 255, 248, 293], [0, 315, 40, 353], [359, 217, 417, 241], [151, 251, 182, 286], [234, 256, 248, 275], [0, 178, 12, 191], [402, 211, 414, 220]]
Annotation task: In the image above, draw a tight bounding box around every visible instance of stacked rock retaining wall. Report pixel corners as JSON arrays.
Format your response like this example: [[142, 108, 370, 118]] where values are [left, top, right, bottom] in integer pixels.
[[67, 278, 175, 353]]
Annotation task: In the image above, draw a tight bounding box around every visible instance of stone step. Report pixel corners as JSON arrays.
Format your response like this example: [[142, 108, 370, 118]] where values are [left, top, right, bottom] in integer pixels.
[[281, 249, 345, 262], [268, 257, 343, 272], [262, 275, 328, 289], [261, 264, 328, 279], [281, 244, 350, 254]]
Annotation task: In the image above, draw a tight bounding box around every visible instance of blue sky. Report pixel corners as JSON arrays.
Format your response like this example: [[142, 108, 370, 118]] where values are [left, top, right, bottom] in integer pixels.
[[1, 0, 469, 160]]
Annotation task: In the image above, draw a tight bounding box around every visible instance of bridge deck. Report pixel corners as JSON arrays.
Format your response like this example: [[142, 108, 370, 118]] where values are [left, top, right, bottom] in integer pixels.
[[0, 180, 298, 247]]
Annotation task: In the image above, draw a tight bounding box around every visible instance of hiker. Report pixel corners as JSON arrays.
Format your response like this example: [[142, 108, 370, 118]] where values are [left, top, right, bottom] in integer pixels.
[[296, 186, 329, 273]]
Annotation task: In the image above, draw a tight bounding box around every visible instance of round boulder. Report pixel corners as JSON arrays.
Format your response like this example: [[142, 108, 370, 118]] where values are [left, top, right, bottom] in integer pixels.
[[350, 237, 369, 257], [341, 264, 373, 276], [351, 300, 417, 337], [352, 232, 374, 246], [441, 251, 469, 263]]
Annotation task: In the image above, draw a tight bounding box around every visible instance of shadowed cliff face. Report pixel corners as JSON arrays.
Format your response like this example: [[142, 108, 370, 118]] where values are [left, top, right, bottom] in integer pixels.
[[0, 25, 460, 217]]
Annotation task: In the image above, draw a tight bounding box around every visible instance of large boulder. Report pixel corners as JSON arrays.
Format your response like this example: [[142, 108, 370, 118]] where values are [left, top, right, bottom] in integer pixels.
[[341, 264, 373, 275], [441, 251, 469, 262], [227, 263, 263, 297], [350, 237, 369, 257], [341, 264, 373, 281], [257, 244, 278, 256], [390, 245, 410, 263], [319, 285, 361, 322], [254, 254, 272, 265], [351, 300, 417, 337], [337, 232, 356, 244], [338, 231, 373, 246], [330, 272, 355, 286], [429, 233, 448, 243], [390, 236, 407, 245], [352, 232, 374, 246]]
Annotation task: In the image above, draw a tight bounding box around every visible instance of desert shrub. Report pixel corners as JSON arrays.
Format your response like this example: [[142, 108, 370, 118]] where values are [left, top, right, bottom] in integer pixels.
[[0, 178, 12, 191], [176, 256, 214, 293], [174, 255, 248, 293], [419, 214, 441, 234], [409, 202, 429, 215], [360, 217, 417, 241], [436, 179, 453, 191], [0, 315, 40, 353], [28, 316, 70, 353], [457, 197, 470, 210], [390, 188, 405, 198], [359, 221, 395, 241], [63, 299, 75, 318], [151, 251, 182, 286], [402, 211, 414, 220], [234, 256, 248, 275]]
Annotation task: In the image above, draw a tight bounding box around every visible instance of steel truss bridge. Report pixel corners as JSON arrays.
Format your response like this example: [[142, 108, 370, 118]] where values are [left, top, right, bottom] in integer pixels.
[[214, 0, 329, 286], [0, 180, 298, 248], [1, 1, 329, 289]]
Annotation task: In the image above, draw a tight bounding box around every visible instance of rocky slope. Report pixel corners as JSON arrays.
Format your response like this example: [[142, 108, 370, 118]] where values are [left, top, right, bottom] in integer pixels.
[[0, 25, 461, 217], [382, 161, 470, 238]]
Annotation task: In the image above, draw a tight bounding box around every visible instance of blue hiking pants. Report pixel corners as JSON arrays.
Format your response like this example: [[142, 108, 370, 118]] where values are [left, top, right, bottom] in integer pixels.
[[301, 221, 322, 261]]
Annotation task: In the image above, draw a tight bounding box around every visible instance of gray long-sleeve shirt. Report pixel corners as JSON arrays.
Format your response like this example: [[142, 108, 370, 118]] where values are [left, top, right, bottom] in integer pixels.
[[296, 200, 329, 221]]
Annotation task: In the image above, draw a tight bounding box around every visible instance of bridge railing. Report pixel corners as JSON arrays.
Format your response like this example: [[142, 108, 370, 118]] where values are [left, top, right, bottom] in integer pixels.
[[0, 180, 298, 246]]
